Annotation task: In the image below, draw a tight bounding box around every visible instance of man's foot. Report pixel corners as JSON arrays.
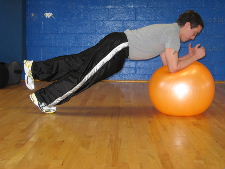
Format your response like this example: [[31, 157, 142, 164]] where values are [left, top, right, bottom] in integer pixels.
[[24, 60, 35, 90], [30, 93, 56, 114]]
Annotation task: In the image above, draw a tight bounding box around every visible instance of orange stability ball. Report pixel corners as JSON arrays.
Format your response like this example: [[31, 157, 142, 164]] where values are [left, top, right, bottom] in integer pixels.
[[149, 61, 215, 116]]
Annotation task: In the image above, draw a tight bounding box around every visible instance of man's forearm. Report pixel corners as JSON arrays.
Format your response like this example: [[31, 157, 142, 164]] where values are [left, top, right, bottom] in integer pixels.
[[176, 55, 196, 71], [178, 54, 191, 61]]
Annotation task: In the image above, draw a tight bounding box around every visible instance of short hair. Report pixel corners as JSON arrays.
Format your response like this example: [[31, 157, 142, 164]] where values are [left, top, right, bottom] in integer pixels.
[[177, 10, 204, 29]]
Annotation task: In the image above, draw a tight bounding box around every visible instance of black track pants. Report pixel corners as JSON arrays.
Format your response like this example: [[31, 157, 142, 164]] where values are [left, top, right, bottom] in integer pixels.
[[32, 32, 129, 106]]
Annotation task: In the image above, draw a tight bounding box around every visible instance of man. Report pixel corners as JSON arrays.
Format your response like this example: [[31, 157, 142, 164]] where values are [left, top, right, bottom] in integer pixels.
[[24, 10, 206, 113]]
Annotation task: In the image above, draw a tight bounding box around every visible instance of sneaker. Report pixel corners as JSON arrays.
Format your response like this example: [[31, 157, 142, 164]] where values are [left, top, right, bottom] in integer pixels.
[[29, 93, 56, 113], [24, 60, 35, 90]]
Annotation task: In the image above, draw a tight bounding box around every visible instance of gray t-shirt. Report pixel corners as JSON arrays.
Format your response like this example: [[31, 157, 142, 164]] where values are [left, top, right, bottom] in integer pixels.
[[124, 23, 180, 60]]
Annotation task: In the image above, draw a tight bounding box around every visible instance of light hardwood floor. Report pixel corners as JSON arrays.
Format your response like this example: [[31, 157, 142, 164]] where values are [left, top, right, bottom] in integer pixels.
[[0, 81, 225, 169]]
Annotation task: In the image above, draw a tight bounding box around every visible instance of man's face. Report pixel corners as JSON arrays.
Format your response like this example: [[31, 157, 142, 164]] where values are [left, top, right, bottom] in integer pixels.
[[180, 22, 202, 42]]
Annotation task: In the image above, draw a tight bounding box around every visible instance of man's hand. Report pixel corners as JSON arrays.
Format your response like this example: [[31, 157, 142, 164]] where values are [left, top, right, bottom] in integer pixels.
[[188, 44, 206, 60]]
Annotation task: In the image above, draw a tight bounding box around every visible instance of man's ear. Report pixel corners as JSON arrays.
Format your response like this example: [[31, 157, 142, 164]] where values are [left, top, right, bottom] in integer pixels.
[[184, 22, 191, 29]]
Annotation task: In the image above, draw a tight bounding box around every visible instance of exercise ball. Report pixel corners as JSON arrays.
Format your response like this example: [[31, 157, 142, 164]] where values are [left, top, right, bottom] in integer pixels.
[[149, 61, 215, 116]]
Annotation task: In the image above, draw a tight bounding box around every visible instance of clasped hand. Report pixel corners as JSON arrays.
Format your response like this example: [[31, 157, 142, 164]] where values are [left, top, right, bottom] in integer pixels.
[[188, 44, 206, 60]]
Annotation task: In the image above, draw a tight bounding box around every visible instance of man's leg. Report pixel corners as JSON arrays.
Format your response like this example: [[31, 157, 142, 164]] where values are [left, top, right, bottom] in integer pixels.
[[31, 53, 90, 81], [24, 50, 93, 90], [29, 32, 129, 113]]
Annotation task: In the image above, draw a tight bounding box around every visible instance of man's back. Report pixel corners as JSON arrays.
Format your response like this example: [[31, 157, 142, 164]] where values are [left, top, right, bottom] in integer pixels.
[[125, 23, 180, 60]]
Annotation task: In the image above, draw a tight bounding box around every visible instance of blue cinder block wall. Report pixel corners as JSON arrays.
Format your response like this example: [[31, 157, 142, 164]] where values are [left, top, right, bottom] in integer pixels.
[[0, 0, 26, 63], [27, 0, 225, 81]]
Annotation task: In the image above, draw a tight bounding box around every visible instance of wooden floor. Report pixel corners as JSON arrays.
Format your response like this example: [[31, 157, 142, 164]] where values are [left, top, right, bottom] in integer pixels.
[[0, 81, 225, 169]]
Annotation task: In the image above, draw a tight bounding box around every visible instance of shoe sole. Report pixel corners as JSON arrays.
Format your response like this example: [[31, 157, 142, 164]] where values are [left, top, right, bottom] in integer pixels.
[[24, 60, 35, 90]]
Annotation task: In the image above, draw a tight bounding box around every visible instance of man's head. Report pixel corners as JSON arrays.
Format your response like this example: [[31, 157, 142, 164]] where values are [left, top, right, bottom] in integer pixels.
[[177, 10, 204, 42]]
